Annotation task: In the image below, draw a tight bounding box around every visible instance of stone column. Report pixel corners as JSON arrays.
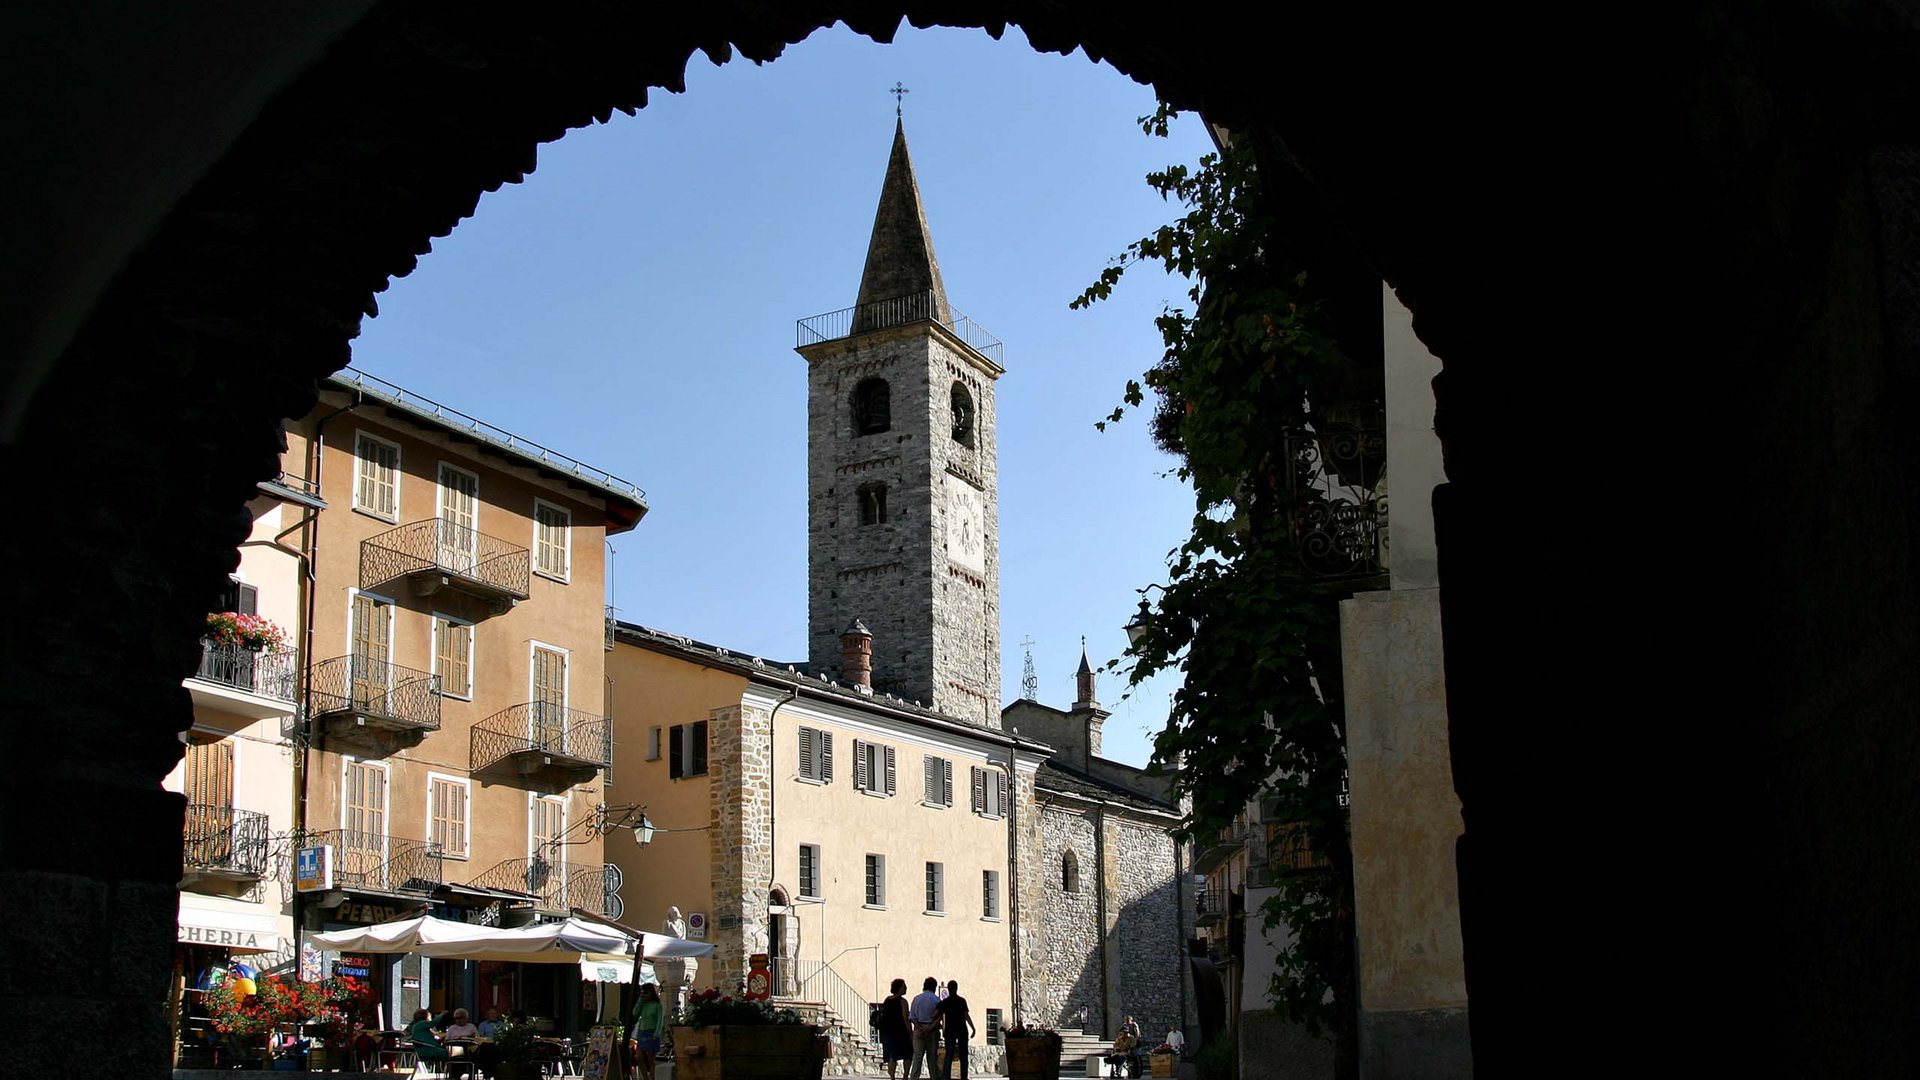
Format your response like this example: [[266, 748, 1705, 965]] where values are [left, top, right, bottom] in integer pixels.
[[707, 703, 773, 994]]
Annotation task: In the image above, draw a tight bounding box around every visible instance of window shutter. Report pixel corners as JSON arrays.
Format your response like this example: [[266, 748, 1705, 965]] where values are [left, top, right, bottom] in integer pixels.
[[799, 727, 814, 779], [821, 733, 834, 782], [943, 759, 954, 806], [997, 772, 1010, 819], [924, 756, 937, 803], [884, 747, 897, 796], [691, 721, 708, 775], [236, 583, 258, 616], [855, 740, 869, 791], [450, 783, 468, 857], [972, 766, 985, 812], [670, 725, 685, 779]]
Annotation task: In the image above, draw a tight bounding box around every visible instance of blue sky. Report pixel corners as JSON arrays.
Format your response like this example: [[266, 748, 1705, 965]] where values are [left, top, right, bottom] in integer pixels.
[[349, 23, 1215, 768]]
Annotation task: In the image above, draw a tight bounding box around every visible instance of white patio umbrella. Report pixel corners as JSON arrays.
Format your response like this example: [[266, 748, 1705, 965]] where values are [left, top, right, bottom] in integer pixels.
[[309, 914, 501, 954]]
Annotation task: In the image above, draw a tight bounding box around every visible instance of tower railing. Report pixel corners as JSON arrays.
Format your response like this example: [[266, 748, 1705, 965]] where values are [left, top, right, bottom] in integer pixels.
[[797, 290, 1004, 366]]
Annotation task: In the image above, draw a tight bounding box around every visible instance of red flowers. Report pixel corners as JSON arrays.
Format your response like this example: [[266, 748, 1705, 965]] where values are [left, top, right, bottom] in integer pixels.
[[206, 611, 292, 653]]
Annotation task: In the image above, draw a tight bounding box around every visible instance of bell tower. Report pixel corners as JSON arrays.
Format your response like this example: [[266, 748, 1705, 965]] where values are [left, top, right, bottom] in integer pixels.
[[796, 118, 1004, 725]]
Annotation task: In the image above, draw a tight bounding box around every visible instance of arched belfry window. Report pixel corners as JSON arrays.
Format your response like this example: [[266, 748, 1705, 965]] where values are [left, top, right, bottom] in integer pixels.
[[1062, 849, 1080, 893], [950, 383, 975, 446], [853, 378, 891, 436], [858, 483, 888, 526]]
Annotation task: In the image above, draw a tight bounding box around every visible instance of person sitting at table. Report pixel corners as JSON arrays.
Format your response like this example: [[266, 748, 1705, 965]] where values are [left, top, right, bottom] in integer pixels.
[[476, 1007, 505, 1039], [444, 1008, 480, 1041], [407, 1008, 469, 1066]]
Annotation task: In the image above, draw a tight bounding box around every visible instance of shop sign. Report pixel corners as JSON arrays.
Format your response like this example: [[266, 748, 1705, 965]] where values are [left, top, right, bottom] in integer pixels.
[[177, 925, 271, 949], [333, 954, 372, 979], [295, 846, 334, 892], [402, 976, 420, 991], [335, 900, 412, 925], [687, 912, 707, 939], [300, 943, 325, 982]]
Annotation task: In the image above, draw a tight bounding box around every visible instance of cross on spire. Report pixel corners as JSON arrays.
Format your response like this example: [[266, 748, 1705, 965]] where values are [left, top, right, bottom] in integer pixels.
[[1020, 636, 1039, 701], [890, 81, 910, 117]]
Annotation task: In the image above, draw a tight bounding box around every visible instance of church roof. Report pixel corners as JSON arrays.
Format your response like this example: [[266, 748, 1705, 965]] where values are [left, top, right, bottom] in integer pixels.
[[612, 620, 1048, 752], [853, 119, 951, 327], [1036, 758, 1181, 817]]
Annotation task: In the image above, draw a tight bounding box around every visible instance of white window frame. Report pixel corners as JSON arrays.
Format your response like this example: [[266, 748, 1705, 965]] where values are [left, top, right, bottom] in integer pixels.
[[529, 792, 569, 904], [924, 861, 944, 915], [797, 727, 834, 784], [923, 755, 954, 808], [865, 853, 887, 909], [533, 499, 573, 583], [669, 720, 709, 778], [431, 612, 475, 700], [341, 757, 391, 886], [799, 843, 822, 900], [528, 639, 570, 745], [971, 765, 1009, 820], [647, 726, 662, 761], [425, 773, 472, 860], [352, 432, 402, 522], [436, 462, 481, 570], [982, 869, 1001, 921], [854, 739, 896, 797], [345, 588, 397, 693]]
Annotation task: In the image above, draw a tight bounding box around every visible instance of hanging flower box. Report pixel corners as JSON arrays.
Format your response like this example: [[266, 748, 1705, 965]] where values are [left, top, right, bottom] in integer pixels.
[[206, 611, 292, 653]]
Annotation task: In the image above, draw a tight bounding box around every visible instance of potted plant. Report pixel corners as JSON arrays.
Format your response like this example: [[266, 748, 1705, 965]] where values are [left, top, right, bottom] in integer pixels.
[[1003, 1024, 1064, 1080], [493, 1020, 540, 1080], [206, 611, 292, 653], [1147, 1043, 1179, 1078], [672, 988, 824, 1080], [204, 974, 276, 1067]]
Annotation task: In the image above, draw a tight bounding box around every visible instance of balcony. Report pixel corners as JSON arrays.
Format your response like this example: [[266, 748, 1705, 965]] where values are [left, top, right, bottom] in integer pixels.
[[469, 858, 614, 917], [797, 290, 1005, 367], [360, 519, 530, 614], [1192, 821, 1248, 877], [180, 804, 271, 897], [185, 641, 299, 724], [300, 828, 444, 895], [471, 704, 612, 789], [1285, 427, 1387, 587], [1195, 885, 1236, 928], [309, 656, 441, 752]]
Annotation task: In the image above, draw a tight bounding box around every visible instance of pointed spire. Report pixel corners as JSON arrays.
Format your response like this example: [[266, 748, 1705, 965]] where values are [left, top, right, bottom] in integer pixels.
[[853, 118, 951, 332], [1075, 637, 1098, 710]]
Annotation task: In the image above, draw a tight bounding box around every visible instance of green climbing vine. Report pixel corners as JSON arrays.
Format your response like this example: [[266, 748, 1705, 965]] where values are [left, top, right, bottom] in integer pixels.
[[1074, 105, 1358, 1055]]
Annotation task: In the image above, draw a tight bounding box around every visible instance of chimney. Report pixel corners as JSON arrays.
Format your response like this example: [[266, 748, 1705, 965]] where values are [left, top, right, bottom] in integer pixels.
[[841, 619, 874, 692]]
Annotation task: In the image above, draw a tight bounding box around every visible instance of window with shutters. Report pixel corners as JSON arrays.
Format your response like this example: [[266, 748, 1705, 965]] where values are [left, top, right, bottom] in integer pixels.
[[427, 774, 470, 859], [342, 759, 389, 887], [924, 861, 945, 914], [531, 644, 568, 747], [534, 500, 572, 581], [353, 432, 401, 521], [218, 577, 258, 615], [986, 1010, 1003, 1045], [923, 756, 954, 808], [437, 463, 480, 573], [531, 795, 567, 902], [865, 854, 886, 908], [668, 721, 708, 779], [854, 740, 896, 797], [799, 843, 821, 900], [184, 740, 235, 809], [970, 766, 1010, 819], [982, 870, 1001, 920], [797, 727, 834, 783], [348, 591, 394, 707], [433, 615, 473, 699]]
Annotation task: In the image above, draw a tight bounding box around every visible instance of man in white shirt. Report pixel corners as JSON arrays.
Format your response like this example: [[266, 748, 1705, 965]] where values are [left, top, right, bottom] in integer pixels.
[[907, 977, 942, 1079], [1166, 1028, 1186, 1055]]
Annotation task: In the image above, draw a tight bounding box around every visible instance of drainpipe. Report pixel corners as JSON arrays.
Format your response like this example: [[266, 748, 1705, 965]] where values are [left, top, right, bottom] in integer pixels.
[[291, 393, 361, 958], [1001, 741, 1022, 1026]]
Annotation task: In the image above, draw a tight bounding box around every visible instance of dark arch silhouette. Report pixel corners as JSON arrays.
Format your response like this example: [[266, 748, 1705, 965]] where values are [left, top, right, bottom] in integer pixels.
[[4, 3, 1916, 1077], [854, 377, 893, 436]]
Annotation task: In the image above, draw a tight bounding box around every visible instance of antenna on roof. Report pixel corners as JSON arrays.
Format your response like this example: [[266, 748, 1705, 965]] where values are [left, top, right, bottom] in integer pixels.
[[1020, 636, 1039, 701]]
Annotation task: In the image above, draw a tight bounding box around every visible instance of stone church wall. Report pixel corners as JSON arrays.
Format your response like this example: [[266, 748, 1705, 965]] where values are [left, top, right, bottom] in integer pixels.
[[1041, 805, 1103, 1032], [1109, 819, 1186, 1039]]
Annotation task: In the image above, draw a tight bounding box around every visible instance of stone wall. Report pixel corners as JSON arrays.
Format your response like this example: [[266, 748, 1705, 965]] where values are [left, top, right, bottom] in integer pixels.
[[1040, 805, 1101, 1032], [1108, 820, 1185, 1040], [1011, 765, 1049, 1026], [708, 702, 774, 993]]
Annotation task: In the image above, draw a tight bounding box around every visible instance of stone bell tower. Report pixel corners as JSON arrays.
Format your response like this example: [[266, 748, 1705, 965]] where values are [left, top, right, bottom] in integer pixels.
[[796, 118, 1004, 726]]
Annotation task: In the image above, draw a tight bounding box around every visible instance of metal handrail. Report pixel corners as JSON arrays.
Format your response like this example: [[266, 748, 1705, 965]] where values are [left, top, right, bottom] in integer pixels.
[[793, 959, 878, 1058], [193, 640, 299, 703], [183, 804, 271, 876], [796, 290, 1004, 366], [470, 703, 612, 773], [360, 518, 532, 600], [309, 655, 442, 731], [332, 367, 645, 501], [295, 828, 443, 893]]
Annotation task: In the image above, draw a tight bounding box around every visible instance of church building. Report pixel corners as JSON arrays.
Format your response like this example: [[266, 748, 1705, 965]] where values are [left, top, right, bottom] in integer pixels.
[[606, 118, 1191, 1072]]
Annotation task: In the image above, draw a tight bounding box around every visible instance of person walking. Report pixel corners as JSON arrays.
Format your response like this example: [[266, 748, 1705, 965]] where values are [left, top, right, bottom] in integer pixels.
[[877, 979, 913, 1080], [933, 980, 975, 1080], [907, 977, 942, 1079], [632, 983, 667, 1080]]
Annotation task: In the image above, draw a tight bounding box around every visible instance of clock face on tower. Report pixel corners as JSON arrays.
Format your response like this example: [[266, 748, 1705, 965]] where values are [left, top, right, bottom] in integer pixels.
[[943, 473, 986, 575]]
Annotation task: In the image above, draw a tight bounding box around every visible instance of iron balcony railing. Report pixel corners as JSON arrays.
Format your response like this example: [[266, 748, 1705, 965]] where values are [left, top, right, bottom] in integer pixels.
[[183, 804, 271, 878], [470, 704, 613, 775], [297, 828, 444, 894], [194, 641, 299, 703], [1195, 886, 1231, 924], [1285, 427, 1387, 583], [361, 518, 531, 606], [309, 655, 442, 732], [797, 290, 1004, 366], [469, 858, 613, 916]]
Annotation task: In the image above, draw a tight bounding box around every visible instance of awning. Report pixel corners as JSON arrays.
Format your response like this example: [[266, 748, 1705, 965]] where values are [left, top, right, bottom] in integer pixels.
[[177, 894, 294, 955], [311, 914, 714, 965], [581, 958, 656, 984]]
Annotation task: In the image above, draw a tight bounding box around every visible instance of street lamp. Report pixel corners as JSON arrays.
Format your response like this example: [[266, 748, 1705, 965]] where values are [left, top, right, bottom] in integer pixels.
[[631, 815, 655, 847], [1124, 584, 1168, 647]]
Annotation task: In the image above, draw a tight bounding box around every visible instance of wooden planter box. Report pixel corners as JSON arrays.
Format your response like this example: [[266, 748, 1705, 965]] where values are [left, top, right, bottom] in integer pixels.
[[671, 1025, 827, 1080], [1150, 1053, 1178, 1078], [1005, 1036, 1063, 1080]]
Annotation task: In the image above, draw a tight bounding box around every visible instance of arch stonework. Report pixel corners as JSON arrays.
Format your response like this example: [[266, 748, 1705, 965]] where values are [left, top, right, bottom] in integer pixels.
[[5, 2, 1920, 1076]]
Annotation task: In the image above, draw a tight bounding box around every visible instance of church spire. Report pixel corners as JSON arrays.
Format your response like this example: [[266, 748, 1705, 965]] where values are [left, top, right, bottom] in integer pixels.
[[1074, 638, 1098, 710], [853, 118, 951, 331]]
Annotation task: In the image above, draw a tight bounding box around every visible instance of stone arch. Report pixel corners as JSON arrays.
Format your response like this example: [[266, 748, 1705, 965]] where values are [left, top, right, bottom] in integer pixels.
[[950, 381, 975, 446], [1061, 847, 1080, 894], [852, 377, 892, 435]]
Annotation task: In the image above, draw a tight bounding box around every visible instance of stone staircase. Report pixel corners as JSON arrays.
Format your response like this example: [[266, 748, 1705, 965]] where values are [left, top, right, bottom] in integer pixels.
[[1059, 1030, 1116, 1076], [784, 999, 884, 1076]]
